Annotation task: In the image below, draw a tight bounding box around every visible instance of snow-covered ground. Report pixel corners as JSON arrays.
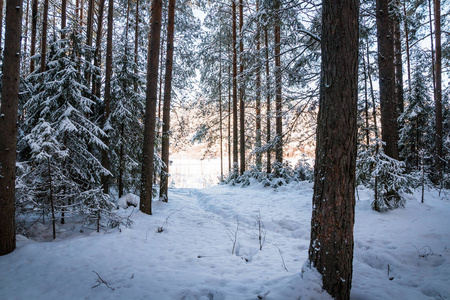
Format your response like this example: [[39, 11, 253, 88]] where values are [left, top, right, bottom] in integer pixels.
[[1, 182, 449, 300]]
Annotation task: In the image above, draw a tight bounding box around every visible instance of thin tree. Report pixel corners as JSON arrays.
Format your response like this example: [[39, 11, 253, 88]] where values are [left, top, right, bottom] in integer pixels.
[[274, 0, 282, 165], [134, 0, 140, 92], [101, 0, 114, 194], [232, 0, 239, 172], [92, 0, 105, 99], [85, 0, 95, 86], [30, 0, 37, 73], [0, 0, 23, 256], [40, 0, 49, 72], [403, 2, 411, 92], [140, 0, 163, 215], [219, 28, 224, 180], [160, 0, 176, 203], [0, 0, 4, 54], [265, 26, 271, 173], [377, 0, 398, 160], [394, 1, 404, 116], [255, 0, 262, 170], [239, 0, 245, 175], [308, 0, 359, 298], [434, 0, 442, 180]]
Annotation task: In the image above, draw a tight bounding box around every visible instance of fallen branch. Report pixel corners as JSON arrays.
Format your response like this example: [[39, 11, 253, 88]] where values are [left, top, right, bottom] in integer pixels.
[[92, 271, 115, 291]]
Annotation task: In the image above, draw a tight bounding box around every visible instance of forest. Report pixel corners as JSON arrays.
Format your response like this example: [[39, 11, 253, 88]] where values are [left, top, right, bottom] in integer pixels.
[[0, 0, 449, 299]]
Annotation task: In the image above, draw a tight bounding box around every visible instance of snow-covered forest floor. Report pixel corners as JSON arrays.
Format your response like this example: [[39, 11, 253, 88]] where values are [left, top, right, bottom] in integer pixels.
[[1, 181, 449, 300]]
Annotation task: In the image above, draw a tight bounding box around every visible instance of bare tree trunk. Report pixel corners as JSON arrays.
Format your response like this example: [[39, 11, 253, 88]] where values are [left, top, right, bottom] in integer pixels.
[[274, 0, 282, 165], [140, 0, 163, 215], [22, 0, 30, 72], [228, 61, 232, 173], [308, 0, 359, 298], [219, 34, 224, 180], [239, 0, 245, 175], [40, 0, 49, 72], [60, 0, 67, 225], [0, 0, 4, 55], [403, 2, 411, 92], [101, 0, 113, 195], [85, 0, 95, 86], [159, 0, 176, 203], [134, 0, 140, 92], [265, 27, 271, 173], [30, 0, 37, 73], [377, 0, 398, 160], [92, 0, 105, 99], [232, 0, 238, 172], [428, 0, 436, 103], [255, 0, 262, 170], [434, 0, 442, 180], [0, 0, 23, 256], [394, 1, 404, 116]]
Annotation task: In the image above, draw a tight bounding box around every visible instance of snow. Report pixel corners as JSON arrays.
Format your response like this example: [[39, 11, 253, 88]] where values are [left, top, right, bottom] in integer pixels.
[[1, 182, 449, 300]]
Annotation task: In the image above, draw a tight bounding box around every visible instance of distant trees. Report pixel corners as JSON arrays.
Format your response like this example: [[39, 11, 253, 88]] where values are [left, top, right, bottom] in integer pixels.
[[308, 0, 359, 299]]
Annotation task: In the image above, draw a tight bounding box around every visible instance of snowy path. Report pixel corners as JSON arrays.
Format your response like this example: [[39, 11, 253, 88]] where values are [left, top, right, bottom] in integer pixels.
[[0, 183, 449, 299]]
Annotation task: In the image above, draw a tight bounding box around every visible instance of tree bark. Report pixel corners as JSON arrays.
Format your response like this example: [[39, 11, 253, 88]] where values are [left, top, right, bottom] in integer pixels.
[[0, 0, 4, 55], [0, 0, 23, 256], [274, 0, 282, 165], [22, 0, 29, 72], [232, 0, 238, 172], [134, 0, 140, 92], [255, 1, 262, 171], [140, 0, 163, 215], [394, 1, 404, 116], [265, 27, 271, 173], [92, 0, 105, 99], [85, 0, 95, 86], [403, 2, 411, 92], [61, 0, 66, 38], [219, 31, 224, 180], [101, 0, 113, 194], [40, 0, 49, 72], [239, 0, 245, 175], [160, 0, 176, 203], [377, 0, 398, 160], [308, 0, 359, 298], [30, 0, 37, 73], [434, 0, 442, 180]]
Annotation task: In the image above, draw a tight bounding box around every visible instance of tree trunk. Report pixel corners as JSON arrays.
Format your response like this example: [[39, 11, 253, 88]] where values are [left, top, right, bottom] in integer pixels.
[[134, 0, 140, 93], [239, 0, 245, 175], [274, 0, 282, 165], [255, 0, 262, 170], [22, 0, 30, 72], [40, 0, 49, 72], [30, 0, 37, 73], [140, 0, 163, 215], [159, 0, 176, 203], [0, 0, 4, 55], [61, 0, 66, 38], [85, 0, 95, 86], [403, 2, 411, 92], [228, 61, 232, 173], [47, 158, 56, 240], [92, 0, 105, 99], [101, 0, 113, 195], [265, 27, 271, 173], [308, 0, 359, 298], [0, 0, 23, 256], [232, 0, 238, 172], [434, 0, 442, 180], [394, 1, 404, 116], [377, 0, 398, 160], [219, 33, 224, 180]]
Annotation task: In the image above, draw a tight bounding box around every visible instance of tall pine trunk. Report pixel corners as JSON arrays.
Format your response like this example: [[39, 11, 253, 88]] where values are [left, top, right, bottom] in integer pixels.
[[377, 0, 398, 160], [92, 0, 105, 99], [140, 0, 163, 215], [85, 0, 95, 86], [265, 27, 271, 173], [134, 0, 140, 92], [0, 0, 23, 256], [30, 0, 37, 73], [232, 0, 238, 173], [0, 0, 4, 54], [255, 0, 262, 170], [40, 0, 49, 72], [308, 0, 359, 298], [394, 1, 404, 116], [239, 0, 245, 175], [403, 2, 411, 92], [434, 0, 442, 180], [160, 0, 176, 203], [101, 0, 114, 194], [274, 0, 282, 165]]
